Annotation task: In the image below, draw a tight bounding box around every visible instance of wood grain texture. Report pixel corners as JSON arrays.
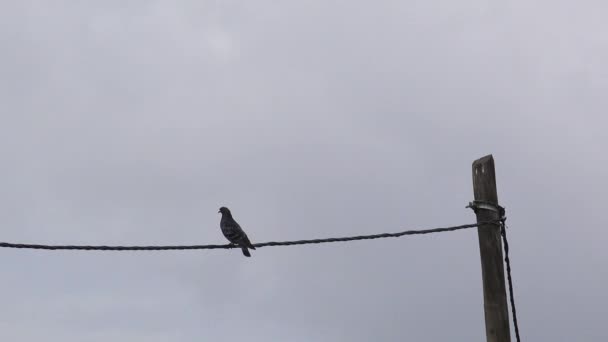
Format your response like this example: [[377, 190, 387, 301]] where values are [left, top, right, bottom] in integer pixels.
[[473, 155, 511, 342]]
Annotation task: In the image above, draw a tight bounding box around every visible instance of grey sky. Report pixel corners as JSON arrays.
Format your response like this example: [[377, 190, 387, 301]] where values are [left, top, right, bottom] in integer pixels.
[[1, 1, 606, 341]]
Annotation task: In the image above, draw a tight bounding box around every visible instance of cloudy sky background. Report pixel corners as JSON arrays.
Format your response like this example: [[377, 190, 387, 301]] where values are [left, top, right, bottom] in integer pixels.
[[1, 1, 606, 341]]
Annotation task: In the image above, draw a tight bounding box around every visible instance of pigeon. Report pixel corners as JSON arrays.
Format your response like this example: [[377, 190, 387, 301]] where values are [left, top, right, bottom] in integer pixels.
[[218, 207, 256, 257]]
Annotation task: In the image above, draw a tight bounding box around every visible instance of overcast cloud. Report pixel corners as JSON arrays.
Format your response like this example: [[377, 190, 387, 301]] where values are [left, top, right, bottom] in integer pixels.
[[0, 1, 606, 341]]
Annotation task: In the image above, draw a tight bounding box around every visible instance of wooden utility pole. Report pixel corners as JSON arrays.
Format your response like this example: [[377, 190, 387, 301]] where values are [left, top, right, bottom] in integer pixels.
[[472, 155, 511, 342]]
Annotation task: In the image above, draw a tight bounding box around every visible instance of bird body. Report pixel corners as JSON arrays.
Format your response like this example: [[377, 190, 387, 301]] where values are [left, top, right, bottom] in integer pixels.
[[218, 207, 256, 257]]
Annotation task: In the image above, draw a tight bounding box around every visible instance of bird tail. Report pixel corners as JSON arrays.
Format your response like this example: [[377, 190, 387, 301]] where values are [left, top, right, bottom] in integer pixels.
[[243, 236, 256, 250], [241, 247, 251, 257]]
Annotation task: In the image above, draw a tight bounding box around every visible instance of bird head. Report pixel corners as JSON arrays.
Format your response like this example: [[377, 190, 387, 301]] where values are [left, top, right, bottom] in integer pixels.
[[218, 206, 230, 214]]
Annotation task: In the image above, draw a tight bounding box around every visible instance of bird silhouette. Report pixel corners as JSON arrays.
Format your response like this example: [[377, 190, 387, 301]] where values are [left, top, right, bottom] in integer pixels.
[[218, 207, 256, 257]]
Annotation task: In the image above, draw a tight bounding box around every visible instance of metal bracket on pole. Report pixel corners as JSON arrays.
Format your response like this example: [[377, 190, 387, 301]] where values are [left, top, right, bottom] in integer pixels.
[[467, 200, 506, 221]]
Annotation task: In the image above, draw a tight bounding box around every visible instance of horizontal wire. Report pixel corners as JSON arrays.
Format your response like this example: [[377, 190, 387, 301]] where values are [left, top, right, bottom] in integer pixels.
[[0, 220, 501, 252]]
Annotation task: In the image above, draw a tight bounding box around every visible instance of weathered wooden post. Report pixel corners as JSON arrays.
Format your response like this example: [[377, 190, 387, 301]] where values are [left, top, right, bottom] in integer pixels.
[[472, 155, 511, 342]]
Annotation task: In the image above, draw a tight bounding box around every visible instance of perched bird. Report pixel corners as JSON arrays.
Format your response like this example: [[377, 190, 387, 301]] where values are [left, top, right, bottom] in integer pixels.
[[218, 206, 256, 257]]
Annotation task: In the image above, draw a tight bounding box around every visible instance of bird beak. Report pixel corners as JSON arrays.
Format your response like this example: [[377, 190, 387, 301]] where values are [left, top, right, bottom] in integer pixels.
[[218, 210, 221, 213]]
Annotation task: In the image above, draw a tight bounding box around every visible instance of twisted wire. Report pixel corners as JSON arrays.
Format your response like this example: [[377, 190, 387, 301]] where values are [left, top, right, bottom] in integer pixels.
[[500, 221, 521, 342], [0, 220, 500, 252]]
